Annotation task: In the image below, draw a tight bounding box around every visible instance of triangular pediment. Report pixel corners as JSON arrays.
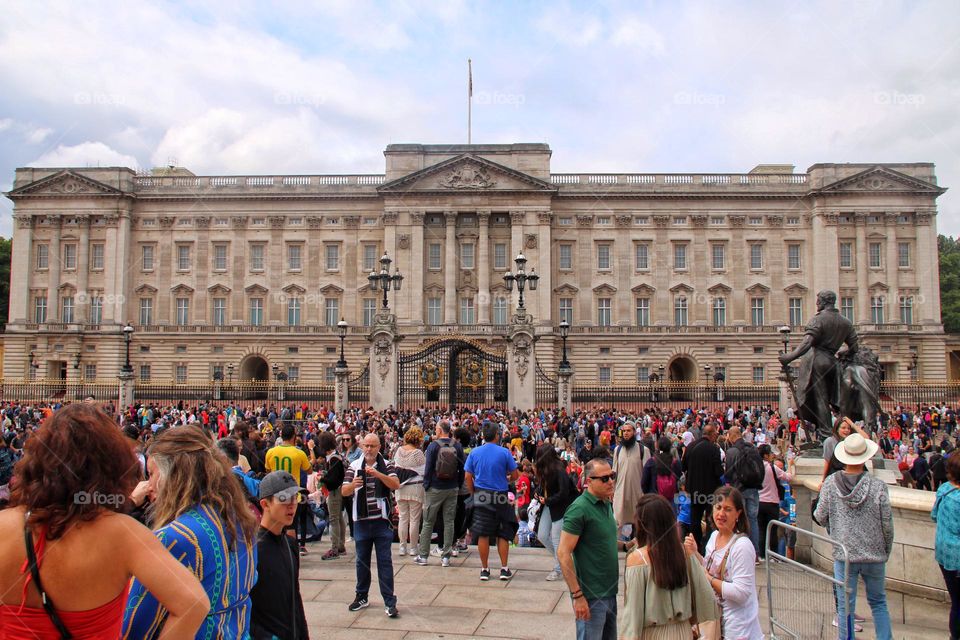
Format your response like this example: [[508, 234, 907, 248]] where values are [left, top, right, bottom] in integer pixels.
[[135, 284, 158, 295], [818, 166, 945, 195], [208, 284, 231, 295], [746, 283, 770, 295], [670, 283, 694, 294], [592, 283, 617, 295], [170, 284, 195, 295], [283, 284, 306, 295], [7, 170, 126, 198], [784, 283, 808, 295], [57, 282, 76, 292], [245, 284, 269, 295], [869, 281, 889, 291], [319, 284, 344, 295], [707, 283, 732, 294], [424, 283, 445, 293], [378, 154, 556, 194], [554, 283, 579, 295], [631, 283, 655, 295]]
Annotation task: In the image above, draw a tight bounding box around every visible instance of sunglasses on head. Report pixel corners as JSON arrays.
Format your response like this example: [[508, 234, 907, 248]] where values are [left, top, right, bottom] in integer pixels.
[[589, 472, 617, 483]]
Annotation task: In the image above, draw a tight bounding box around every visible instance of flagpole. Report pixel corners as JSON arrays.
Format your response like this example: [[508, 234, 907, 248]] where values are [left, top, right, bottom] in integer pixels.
[[468, 58, 472, 144]]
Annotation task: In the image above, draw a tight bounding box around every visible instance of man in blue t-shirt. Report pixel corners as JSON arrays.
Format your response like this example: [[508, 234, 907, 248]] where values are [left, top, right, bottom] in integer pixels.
[[465, 421, 519, 581]]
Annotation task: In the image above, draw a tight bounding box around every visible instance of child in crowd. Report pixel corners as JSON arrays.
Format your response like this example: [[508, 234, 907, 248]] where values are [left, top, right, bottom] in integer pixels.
[[516, 507, 534, 547], [676, 475, 692, 538]]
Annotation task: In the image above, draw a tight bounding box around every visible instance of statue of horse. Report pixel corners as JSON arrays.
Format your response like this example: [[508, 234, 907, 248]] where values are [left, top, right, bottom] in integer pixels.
[[838, 346, 882, 432]]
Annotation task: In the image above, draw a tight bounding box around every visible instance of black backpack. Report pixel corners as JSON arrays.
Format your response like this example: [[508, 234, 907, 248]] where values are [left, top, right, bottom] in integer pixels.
[[435, 439, 459, 481], [734, 442, 765, 489]]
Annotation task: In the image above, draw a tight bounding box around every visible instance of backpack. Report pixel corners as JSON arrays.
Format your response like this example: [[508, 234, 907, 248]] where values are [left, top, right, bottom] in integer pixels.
[[770, 461, 785, 501], [435, 439, 459, 480], [656, 472, 677, 502], [734, 442, 765, 489], [0, 447, 14, 486]]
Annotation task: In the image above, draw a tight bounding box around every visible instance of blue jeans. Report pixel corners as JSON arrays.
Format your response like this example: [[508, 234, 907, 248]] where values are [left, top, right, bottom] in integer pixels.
[[741, 487, 760, 555], [833, 560, 892, 640], [538, 508, 563, 574], [354, 518, 397, 607], [575, 596, 617, 640]]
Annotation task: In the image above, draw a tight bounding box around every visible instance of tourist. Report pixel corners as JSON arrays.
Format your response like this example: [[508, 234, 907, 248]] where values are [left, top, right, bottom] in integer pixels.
[[723, 426, 765, 556], [465, 421, 519, 581], [621, 494, 719, 639], [317, 431, 347, 560], [123, 424, 259, 639], [415, 419, 464, 567], [534, 444, 577, 581], [341, 433, 400, 617], [822, 417, 864, 482], [640, 436, 681, 502], [758, 444, 793, 559], [558, 458, 620, 640], [266, 423, 313, 554], [613, 421, 648, 538], [931, 450, 960, 639], [814, 432, 894, 640], [685, 486, 764, 640], [0, 404, 208, 639], [393, 426, 426, 557], [250, 471, 310, 640], [681, 425, 724, 554]]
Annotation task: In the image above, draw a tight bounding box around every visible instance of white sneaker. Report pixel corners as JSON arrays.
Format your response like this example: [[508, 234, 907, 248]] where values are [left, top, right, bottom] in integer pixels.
[[441, 556, 451, 567], [451, 548, 459, 557], [545, 570, 560, 581], [430, 547, 443, 557], [398, 544, 406, 556]]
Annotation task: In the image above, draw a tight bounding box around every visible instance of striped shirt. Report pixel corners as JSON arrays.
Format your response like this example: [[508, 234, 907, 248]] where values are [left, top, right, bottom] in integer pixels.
[[343, 456, 397, 522]]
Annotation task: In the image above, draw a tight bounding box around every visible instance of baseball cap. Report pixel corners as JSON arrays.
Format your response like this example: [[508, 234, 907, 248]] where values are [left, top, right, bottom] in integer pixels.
[[259, 471, 308, 502]]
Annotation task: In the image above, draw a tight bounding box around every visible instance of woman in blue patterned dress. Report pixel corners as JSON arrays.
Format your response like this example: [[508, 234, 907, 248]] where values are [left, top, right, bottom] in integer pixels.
[[123, 425, 259, 640], [933, 452, 960, 640]]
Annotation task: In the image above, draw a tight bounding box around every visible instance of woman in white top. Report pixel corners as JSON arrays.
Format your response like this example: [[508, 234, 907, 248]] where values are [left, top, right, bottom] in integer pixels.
[[684, 485, 764, 640], [392, 427, 426, 556]]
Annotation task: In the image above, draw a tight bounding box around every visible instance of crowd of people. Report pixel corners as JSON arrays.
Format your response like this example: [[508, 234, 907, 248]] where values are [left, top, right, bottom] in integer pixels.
[[0, 397, 957, 639]]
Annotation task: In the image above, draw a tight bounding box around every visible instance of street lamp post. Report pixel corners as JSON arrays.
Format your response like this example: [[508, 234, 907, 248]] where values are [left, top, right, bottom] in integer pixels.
[[658, 364, 665, 402], [503, 253, 539, 312], [367, 252, 404, 310], [778, 326, 792, 372], [337, 318, 348, 368], [910, 351, 920, 409], [558, 320, 570, 371], [121, 323, 134, 375], [704, 364, 712, 406]]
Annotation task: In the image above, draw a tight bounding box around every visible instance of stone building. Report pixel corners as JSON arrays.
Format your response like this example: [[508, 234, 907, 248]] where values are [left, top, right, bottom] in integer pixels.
[[2, 143, 948, 388]]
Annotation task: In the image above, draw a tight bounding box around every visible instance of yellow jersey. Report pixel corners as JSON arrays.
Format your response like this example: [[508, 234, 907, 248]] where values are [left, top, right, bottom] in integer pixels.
[[265, 443, 311, 487]]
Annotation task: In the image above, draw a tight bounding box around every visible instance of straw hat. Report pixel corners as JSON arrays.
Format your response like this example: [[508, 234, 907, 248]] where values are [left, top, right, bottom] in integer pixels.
[[834, 432, 879, 465]]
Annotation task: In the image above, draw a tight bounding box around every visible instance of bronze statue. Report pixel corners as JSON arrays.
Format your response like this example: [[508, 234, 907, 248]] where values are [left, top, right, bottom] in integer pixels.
[[838, 346, 882, 430], [778, 290, 859, 441]]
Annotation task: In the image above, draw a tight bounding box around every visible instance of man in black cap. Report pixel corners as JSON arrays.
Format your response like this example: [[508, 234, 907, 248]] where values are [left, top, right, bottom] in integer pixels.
[[250, 471, 310, 640]]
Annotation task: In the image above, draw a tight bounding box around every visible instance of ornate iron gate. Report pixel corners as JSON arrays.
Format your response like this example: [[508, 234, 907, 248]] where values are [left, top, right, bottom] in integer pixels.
[[398, 337, 508, 409], [535, 363, 558, 407], [348, 365, 370, 406]]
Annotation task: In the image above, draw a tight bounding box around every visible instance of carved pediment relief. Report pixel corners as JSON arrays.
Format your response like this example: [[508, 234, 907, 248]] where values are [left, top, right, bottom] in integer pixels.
[[554, 283, 580, 295], [208, 284, 232, 295], [378, 154, 556, 194], [245, 284, 269, 295], [783, 283, 808, 295], [746, 283, 771, 295], [319, 284, 344, 296], [819, 166, 945, 195], [869, 281, 889, 292], [282, 284, 306, 295], [424, 283, 445, 293], [8, 170, 126, 198], [593, 283, 617, 295], [135, 284, 158, 295], [170, 284, 195, 295], [707, 283, 732, 294], [670, 283, 694, 294], [57, 282, 76, 293], [631, 283, 656, 296]]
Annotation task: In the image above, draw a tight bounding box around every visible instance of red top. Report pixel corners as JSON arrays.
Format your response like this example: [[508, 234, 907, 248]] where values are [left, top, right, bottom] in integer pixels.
[[0, 527, 128, 639]]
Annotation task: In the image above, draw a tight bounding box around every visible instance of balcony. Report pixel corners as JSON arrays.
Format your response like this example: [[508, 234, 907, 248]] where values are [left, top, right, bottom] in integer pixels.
[[132, 174, 385, 196], [549, 172, 808, 194]]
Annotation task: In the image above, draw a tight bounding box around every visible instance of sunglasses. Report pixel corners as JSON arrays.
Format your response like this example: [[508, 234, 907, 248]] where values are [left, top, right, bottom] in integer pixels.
[[589, 472, 617, 483]]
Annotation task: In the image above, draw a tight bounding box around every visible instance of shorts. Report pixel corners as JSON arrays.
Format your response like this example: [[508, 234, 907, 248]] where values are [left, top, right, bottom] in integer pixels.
[[470, 490, 519, 541]]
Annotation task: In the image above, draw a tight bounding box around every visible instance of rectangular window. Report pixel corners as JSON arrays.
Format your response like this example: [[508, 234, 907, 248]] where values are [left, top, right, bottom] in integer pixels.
[[750, 244, 763, 270], [60, 296, 74, 323], [751, 297, 765, 326], [674, 296, 688, 326], [36, 245, 49, 269], [711, 244, 725, 270], [363, 245, 378, 273], [635, 243, 649, 270], [325, 244, 340, 271], [286, 366, 299, 381], [287, 244, 302, 271], [287, 297, 301, 326], [213, 298, 226, 326], [428, 243, 442, 270], [674, 244, 687, 270], [900, 296, 913, 324], [427, 298, 442, 325], [559, 244, 572, 270], [325, 366, 336, 383], [63, 244, 77, 270], [841, 296, 855, 323], [213, 244, 228, 271], [597, 244, 611, 270], [177, 245, 191, 271], [559, 298, 573, 325], [749, 216, 763, 226], [250, 244, 265, 271], [34, 296, 47, 323], [176, 365, 187, 383], [141, 245, 154, 271], [712, 298, 726, 326], [789, 298, 803, 326], [461, 243, 475, 269], [493, 297, 508, 325], [869, 242, 882, 268], [871, 296, 884, 324], [250, 298, 264, 326], [636, 298, 650, 327], [898, 242, 910, 268], [787, 243, 801, 270], [839, 242, 852, 268], [599, 366, 611, 385], [459, 297, 476, 325], [494, 243, 508, 270], [324, 299, 339, 326], [363, 298, 377, 327], [175, 298, 189, 326], [139, 298, 153, 325], [84, 364, 96, 380], [597, 298, 612, 326], [636, 367, 650, 384], [91, 243, 104, 270], [753, 366, 765, 384], [139, 365, 151, 381]]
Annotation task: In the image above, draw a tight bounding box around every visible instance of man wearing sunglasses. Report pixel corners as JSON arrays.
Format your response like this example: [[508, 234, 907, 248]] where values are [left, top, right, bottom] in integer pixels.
[[558, 458, 621, 640]]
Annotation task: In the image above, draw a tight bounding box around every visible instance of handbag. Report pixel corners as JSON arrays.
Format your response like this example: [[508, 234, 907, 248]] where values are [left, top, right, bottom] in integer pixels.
[[695, 534, 740, 640]]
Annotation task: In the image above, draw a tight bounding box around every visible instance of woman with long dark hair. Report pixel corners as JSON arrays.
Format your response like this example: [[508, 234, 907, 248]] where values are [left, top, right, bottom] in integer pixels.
[[534, 445, 576, 581], [621, 494, 718, 639]]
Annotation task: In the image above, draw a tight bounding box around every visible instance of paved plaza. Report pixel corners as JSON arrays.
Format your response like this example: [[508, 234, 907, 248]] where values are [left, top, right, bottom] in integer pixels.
[[296, 542, 944, 639]]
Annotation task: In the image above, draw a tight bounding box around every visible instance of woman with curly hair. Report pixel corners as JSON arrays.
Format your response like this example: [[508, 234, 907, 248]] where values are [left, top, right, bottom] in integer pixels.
[[0, 403, 208, 639], [393, 426, 426, 556], [123, 424, 259, 640]]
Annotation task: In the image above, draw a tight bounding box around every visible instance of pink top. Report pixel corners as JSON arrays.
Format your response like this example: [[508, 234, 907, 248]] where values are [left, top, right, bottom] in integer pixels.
[[760, 461, 792, 504]]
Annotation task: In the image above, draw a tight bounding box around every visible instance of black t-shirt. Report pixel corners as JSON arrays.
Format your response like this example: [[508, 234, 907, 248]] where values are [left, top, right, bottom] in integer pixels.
[[250, 528, 309, 640]]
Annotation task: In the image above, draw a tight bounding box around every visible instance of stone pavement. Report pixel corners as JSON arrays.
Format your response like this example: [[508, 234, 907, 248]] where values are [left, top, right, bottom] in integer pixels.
[[297, 541, 945, 639]]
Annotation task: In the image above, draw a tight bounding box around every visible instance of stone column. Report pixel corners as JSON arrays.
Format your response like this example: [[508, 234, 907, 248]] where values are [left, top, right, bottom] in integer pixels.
[[615, 214, 632, 325], [76, 216, 90, 324], [112, 209, 132, 326], [335, 365, 350, 414], [884, 211, 900, 322], [47, 217, 61, 320], [855, 215, 869, 323], [537, 210, 554, 326], [409, 211, 425, 326], [778, 369, 795, 419], [557, 367, 573, 414], [9, 215, 32, 324], [118, 371, 135, 412], [368, 312, 400, 410], [916, 210, 939, 324], [443, 211, 457, 324], [478, 211, 491, 324], [507, 312, 537, 412]]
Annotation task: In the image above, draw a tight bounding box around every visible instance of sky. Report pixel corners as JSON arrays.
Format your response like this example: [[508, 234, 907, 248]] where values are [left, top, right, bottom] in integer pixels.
[[1, 0, 958, 237]]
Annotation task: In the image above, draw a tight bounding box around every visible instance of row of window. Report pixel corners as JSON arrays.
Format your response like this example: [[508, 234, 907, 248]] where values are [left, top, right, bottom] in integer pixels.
[[35, 243, 106, 270], [130, 364, 338, 383], [839, 241, 911, 269], [598, 365, 766, 385]]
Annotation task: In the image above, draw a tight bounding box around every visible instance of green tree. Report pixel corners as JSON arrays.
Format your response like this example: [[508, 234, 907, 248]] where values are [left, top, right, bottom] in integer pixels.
[[0, 237, 10, 329], [939, 235, 960, 333]]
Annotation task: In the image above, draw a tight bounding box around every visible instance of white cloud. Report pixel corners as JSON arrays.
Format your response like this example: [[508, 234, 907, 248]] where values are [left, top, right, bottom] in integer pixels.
[[0, 118, 11, 132], [24, 126, 53, 144], [610, 18, 666, 56], [29, 142, 139, 169]]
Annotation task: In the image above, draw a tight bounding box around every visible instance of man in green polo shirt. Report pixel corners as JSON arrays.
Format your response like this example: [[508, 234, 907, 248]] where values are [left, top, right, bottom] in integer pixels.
[[558, 458, 620, 640]]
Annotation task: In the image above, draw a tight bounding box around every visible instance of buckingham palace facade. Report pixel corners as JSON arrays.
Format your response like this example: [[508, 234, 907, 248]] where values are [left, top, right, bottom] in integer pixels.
[[2, 143, 949, 386]]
